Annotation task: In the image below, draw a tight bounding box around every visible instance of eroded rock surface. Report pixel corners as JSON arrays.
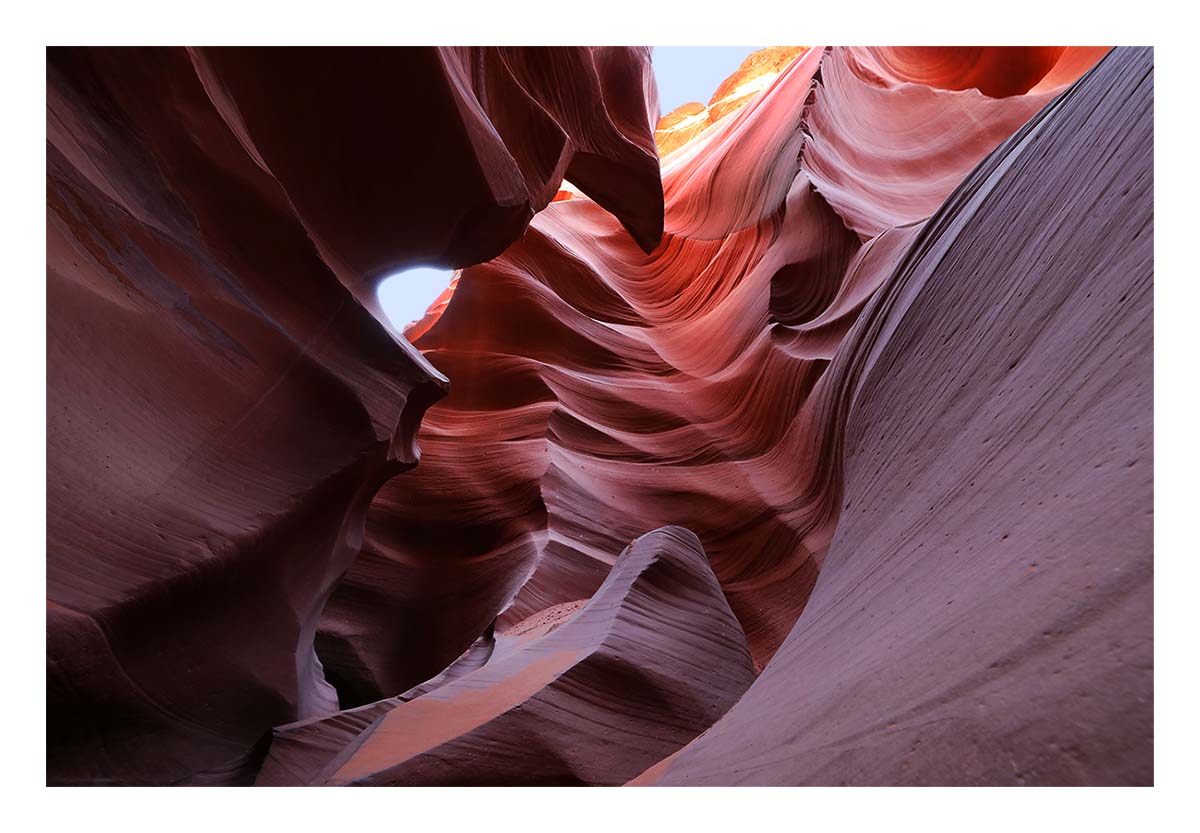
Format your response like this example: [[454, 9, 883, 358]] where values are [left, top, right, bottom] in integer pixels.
[[322, 46, 1110, 702], [261, 527, 755, 786], [46, 46, 662, 785], [634, 45, 1153, 787], [48, 44, 1150, 788]]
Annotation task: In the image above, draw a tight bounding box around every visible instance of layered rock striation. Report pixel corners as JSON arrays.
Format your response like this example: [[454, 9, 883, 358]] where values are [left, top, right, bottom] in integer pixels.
[[47, 45, 1150, 787], [46, 46, 662, 785], [260, 527, 755, 786], [320, 46, 1117, 704], [635, 45, 1153, 786]]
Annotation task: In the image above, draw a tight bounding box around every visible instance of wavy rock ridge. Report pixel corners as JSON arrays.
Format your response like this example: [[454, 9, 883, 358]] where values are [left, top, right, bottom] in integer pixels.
[[260, 527, 754, 786], [47, 45, 1151, 786], [637, 45, 1153, 786], [322, 45, 1119, 695], [46, 46, 663, 785]]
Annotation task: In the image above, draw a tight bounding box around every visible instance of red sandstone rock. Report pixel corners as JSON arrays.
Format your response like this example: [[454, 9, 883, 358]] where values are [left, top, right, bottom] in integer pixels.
[[803, 48, 1077, 237], [261, 528, 755, 786], [192, 47, 664, 296], [322, 46, 1108, 702], [850, 46, 1104, 98], [633, 46, 1153, 786], [46, 45, 662, 785], [47, 44, 1146, 788]]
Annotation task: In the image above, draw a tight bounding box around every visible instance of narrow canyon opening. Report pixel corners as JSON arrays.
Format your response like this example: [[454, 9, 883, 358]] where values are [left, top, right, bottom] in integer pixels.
[[46, 45, 1152, 788], [376, 267, 457, 332]]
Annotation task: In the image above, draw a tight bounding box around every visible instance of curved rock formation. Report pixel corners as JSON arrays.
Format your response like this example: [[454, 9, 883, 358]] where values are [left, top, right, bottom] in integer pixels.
[[46, 46, 662, 785], [48, 43, 1151, 787], [260, 527, 755, 786], [634, 45, 1153, 786], [317, 46, 1113, 704], [849, 46, 1110, 98]]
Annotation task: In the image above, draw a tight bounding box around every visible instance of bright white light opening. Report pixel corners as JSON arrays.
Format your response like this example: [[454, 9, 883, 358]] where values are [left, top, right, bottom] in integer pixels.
[[376, 267, 456, 333]]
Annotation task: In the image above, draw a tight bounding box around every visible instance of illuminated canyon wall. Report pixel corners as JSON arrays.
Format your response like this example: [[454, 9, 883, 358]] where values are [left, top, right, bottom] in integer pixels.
[[46, 45, 1151, 786]]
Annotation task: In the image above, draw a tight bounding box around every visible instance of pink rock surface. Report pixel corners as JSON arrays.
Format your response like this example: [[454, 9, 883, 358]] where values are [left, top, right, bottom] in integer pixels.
[[634, 46, 1153, 786], [321, 46, 1110, 702], [261, 527, 755, 786], [48, 44, 1149, 788]]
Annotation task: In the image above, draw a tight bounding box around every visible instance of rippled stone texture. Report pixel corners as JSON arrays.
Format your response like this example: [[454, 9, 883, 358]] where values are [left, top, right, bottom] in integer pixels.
[[48, 44, 1150, 788], [635, 45, 1153, 787], [322, 46, 1113, 705], [46, 46, 662, 785], [261, 527, 755, 786]]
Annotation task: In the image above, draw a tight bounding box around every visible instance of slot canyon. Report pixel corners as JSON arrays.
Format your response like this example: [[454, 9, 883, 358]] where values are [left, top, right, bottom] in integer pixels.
[[46, 45, 1153, 786]]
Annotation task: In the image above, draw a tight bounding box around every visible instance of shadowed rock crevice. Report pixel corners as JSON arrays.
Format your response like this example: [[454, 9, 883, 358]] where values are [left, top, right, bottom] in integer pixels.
[[257, 527, 756, 786], [45, 45, 664, 786]]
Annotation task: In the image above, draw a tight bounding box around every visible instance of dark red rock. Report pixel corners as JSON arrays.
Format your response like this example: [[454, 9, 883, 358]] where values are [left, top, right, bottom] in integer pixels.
[[191, 46, 663, 300], [46, 45, 662, 785]]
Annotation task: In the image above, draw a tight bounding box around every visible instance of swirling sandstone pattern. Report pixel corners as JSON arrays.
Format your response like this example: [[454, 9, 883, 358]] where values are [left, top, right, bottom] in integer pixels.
[[261, 527, 754, 785], [46, 46, 662, 785], [318, 46, 1114, 702], [48, 44, 1152, 787], [635, 45, 1153, 786]]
